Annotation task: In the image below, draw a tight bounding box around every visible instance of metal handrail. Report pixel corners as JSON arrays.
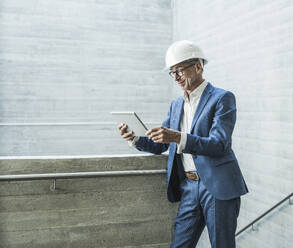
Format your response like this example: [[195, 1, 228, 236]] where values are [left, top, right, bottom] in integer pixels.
[[0, 169, 167, 181], [236, 192, 293, 237], [1, 170, 291, 235]]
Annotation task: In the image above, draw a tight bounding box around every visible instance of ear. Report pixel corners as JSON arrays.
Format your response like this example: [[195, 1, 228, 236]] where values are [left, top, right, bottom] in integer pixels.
[[194, 61, 202, 73]]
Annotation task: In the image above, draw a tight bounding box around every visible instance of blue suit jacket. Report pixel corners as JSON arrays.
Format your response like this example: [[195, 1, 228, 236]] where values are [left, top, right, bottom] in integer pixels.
[[136, 82, 248, 202]]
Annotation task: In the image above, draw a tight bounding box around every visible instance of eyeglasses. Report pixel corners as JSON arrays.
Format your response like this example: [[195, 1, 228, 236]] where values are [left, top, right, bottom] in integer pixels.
[[169, 63, 195, 78]]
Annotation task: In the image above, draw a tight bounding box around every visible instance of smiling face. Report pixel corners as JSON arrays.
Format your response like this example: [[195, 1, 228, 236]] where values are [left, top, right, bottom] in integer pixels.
[[170, 60, 204, 95]]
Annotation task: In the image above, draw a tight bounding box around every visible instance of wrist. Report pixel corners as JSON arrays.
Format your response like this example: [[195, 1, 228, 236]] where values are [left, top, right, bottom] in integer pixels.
[[174, 131, 181, 144], [132, 136, 139, 145]]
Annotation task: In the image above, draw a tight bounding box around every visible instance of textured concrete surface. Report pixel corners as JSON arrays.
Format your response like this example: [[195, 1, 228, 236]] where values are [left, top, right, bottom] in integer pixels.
[[0, 0, 173, 156], [1, 0, 293, 247], [0, 155, 177, 248], [172, 0, 293, 247]]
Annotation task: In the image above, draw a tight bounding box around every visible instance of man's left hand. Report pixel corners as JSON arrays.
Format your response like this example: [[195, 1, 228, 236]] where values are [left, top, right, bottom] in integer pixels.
[[146, 126, 181, 144]]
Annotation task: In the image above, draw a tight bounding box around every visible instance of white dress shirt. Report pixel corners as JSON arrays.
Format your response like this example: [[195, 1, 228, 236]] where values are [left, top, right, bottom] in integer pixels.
[[177, 80, 208, 172]]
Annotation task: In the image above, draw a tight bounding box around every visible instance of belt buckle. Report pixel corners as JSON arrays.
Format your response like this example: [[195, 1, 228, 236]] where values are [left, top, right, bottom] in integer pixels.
[[186, 172, 199, 180]]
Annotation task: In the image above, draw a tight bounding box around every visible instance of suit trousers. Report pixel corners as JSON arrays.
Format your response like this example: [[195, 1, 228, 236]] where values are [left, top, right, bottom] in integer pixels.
[[170, 178, 241, 248]]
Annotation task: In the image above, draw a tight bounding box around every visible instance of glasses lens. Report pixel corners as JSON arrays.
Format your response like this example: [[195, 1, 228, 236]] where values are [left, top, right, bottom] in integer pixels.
[[177, 70, 183, 77], [169, 64, 193, 78]]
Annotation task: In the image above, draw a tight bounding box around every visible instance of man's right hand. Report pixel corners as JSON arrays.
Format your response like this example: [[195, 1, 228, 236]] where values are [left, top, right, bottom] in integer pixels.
[[118, 123, 135, 142]]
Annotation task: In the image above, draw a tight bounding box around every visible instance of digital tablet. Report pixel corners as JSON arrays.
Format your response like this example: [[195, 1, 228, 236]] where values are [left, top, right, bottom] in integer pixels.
[[111, 111, 148, 137]]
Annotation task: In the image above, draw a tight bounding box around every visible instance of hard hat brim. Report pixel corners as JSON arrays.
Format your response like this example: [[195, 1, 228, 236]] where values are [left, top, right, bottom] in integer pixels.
[[162, 58, 208, 71]]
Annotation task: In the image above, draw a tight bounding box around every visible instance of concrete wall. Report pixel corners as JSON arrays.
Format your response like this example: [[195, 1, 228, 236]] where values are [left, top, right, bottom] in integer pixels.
[[0, 0, 173, 156], [0, 155, 177, 247], [2, 1, 293, 247], [172, 0, 293, 247]]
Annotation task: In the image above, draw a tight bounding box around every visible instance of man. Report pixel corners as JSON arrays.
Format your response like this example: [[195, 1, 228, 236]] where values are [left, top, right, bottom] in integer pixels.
[[118, 40, 248, 248]]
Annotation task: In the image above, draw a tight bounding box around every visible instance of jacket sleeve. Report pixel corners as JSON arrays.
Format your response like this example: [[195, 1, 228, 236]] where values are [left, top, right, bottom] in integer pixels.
[[135, 102, 173, 155], [182, 91, 236, 156]]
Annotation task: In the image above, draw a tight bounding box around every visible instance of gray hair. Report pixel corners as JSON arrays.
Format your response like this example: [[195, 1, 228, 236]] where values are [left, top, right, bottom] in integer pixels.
[[184, 58, 204, 71]]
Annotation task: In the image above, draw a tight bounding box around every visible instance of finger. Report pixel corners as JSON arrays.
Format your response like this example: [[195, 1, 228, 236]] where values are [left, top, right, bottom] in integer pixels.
[[122, 131, 134, 139], [125, 136, 134, 141], [152, 137, 164, 143], [149, 129, 163, 139], [152, 134, 163, 142], [120, 124, 129, 134], [146, 126, 162, 136], [118, 123, 124, 130], [119, 126, 126, 135], [118, 123, 126, 133], [123, 131, 134, 141], [121, 124, 128, 131], [147, 127, 164, 138], [118, 126, 124, 135], [154, 138, 168, 144], [122, 132, 132, 139]]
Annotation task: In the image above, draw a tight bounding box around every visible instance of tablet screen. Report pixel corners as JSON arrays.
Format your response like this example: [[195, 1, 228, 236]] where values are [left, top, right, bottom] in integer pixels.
[[111, 112, 148, 136]]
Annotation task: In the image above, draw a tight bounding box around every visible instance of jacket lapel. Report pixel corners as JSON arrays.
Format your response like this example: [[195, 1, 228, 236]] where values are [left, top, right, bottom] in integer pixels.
[[190, 82, 213, 132], [173, 97, 184, 131]]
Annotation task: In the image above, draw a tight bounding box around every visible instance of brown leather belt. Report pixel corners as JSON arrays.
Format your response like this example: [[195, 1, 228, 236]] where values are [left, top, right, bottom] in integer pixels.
[[186, 172, 200, 180]]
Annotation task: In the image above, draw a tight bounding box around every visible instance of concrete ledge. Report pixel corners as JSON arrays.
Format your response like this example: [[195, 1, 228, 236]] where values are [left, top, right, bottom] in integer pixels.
[[0, 154, 168, 174], [0, 155, 176, 248]]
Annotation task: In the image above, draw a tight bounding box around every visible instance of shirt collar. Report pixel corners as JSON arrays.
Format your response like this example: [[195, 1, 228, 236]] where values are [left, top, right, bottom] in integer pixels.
[[184, 80, 208, 102]]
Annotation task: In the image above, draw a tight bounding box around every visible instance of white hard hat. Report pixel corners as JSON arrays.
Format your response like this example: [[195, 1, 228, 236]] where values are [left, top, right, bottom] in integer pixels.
[[164, 40, 208, 70]]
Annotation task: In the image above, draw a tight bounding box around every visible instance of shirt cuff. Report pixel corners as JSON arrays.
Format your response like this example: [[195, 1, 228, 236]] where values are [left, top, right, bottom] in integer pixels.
[[176, 132, 187, 154], [128, 136, 139, 147]]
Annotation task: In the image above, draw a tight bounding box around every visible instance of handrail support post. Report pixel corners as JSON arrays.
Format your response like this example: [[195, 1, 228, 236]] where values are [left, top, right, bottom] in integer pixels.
[[50, 179, 56, 191], [251, 224, 258, 231]]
